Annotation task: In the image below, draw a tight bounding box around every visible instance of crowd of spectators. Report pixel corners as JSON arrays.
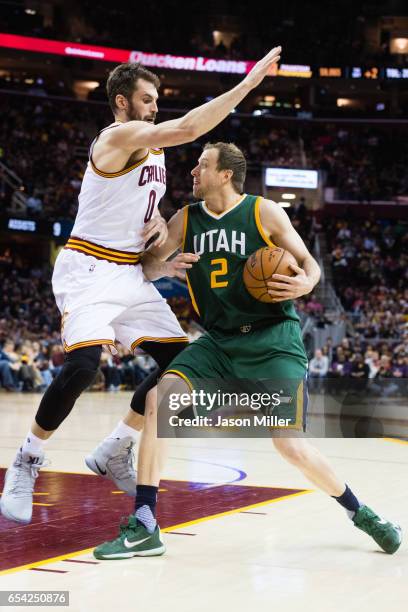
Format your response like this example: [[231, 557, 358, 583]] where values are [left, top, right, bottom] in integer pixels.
[[304, 212, 408, 393], [303, 125, 408, 202], [327, 215, 407, 340], [309, 334, 407, 395], [0, 94, 108, 221]]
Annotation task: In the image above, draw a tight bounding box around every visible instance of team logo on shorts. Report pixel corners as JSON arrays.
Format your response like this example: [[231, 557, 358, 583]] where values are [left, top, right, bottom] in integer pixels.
[[89, 263, 96, 272], [240, 324, 252, 333]]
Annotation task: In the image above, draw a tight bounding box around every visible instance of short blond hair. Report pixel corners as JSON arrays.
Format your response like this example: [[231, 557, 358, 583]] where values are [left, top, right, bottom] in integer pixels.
[[204, 142, 246, 193]]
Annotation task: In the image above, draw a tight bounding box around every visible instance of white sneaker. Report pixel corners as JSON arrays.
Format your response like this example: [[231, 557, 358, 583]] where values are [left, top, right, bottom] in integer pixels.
[[0, 450, 47, 524], [85, 436, 137, 496]]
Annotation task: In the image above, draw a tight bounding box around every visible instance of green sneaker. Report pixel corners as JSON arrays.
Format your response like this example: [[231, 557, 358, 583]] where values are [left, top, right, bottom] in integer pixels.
[[353, 505, 402, 554], [94, 515, 165, 560]]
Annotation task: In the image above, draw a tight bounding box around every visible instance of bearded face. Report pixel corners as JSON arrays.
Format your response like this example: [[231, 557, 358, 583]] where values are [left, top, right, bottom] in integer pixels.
[[122, 78, 158, 124], [125, 96, 157, 123]]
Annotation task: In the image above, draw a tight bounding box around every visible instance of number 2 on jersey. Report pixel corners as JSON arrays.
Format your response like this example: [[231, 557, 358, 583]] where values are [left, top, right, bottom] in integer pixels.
[[144, 190, 156, 223], [210, 258, 228, 288]]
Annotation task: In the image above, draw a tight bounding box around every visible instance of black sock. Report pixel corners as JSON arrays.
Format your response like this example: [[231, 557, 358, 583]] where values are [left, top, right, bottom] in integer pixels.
[[332, 484, 361, 515], [134, 484, 158, 516]]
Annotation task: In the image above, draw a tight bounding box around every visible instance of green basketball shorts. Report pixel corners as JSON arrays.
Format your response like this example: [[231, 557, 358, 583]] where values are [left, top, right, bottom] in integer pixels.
[[164, 320, 309, 430]]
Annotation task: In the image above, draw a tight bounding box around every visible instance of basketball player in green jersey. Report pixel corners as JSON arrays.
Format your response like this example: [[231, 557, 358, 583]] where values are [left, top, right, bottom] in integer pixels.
[[94, 142, 401, 559]]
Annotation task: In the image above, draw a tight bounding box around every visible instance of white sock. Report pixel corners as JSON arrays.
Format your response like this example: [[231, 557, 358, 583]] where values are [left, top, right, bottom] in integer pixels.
[[21, 431, 48, 456], [108, 420, 141, 442], [135, 505, 157, 534]]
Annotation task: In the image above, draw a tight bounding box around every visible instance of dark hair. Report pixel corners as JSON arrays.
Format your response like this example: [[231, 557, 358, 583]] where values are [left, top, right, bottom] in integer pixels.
[[106, 62, 160, 113], [204, 142, 247, 193]]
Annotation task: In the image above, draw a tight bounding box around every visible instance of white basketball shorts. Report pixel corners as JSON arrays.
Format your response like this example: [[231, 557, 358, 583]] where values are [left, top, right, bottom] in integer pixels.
[[52, 249, 188, 353]]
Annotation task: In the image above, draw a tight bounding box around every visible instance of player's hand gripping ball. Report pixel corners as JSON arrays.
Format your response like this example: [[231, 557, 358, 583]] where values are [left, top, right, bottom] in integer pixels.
[[243, 246, 298, 303]]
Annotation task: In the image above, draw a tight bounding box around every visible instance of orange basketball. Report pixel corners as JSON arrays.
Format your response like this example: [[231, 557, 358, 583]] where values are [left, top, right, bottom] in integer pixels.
[[243, 246, 298, 303]]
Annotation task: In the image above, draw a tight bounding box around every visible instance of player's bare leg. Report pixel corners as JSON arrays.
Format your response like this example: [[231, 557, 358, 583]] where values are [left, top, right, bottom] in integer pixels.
[[137, 387, 168, 486], [93, 375, 183, 560], [123, 410, 144, 431], [273, 435, 402, 553], [31, 422, 54, 440], [273, 436, 345, 496]]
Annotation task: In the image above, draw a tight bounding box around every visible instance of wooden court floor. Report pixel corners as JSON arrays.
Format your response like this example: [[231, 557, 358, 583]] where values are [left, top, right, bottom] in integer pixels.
[[0, 392, 407, 612]]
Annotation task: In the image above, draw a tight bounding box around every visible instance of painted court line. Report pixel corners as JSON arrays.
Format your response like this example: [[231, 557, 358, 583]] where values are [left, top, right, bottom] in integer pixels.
[[30, 568, 68, 574], [62, 559, 100, 564], [0, 490, 312, 577]]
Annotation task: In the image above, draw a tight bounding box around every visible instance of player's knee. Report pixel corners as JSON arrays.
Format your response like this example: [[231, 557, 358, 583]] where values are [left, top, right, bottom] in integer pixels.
[[35, 345, 102, 431], [130, 368, 160, 415], [129, 342, 189, 416], [60, 345, 102, 396], [273, 439, 309, 465]]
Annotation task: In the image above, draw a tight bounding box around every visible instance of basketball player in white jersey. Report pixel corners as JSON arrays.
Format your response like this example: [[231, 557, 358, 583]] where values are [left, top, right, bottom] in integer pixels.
[[0, 46, 282, 525]]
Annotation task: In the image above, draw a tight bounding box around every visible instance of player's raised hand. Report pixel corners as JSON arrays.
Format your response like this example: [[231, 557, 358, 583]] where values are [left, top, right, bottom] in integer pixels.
[[165, 253, 200, 280], [243, 46, 282, 90]]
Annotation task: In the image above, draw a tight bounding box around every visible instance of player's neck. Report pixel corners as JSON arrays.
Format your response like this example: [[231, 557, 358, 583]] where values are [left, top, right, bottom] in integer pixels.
[[204, 191, 244, 214]]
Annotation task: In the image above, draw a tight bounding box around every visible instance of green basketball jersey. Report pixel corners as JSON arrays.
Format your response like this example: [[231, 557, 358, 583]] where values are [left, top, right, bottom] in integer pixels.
[[182, 193, 299, 332]]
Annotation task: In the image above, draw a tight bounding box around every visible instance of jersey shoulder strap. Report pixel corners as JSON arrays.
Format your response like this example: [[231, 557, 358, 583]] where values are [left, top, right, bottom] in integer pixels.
[[88, 122, 121, 162]]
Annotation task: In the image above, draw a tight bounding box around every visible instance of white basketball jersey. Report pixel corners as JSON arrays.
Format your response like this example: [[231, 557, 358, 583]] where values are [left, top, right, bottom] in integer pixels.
[[71, 123, 166, 252]]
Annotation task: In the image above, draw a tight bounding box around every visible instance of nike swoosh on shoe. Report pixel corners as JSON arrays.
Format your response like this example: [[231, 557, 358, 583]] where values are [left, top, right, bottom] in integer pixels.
[[94, 460, 107, 476], [124, 536, 151, 549]]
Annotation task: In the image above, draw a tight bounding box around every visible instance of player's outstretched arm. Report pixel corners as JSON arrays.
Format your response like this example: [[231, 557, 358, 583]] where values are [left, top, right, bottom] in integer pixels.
[[259, 199, 321, 302], [107, 46, 281, 151], [142, 208, 199, 281]]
